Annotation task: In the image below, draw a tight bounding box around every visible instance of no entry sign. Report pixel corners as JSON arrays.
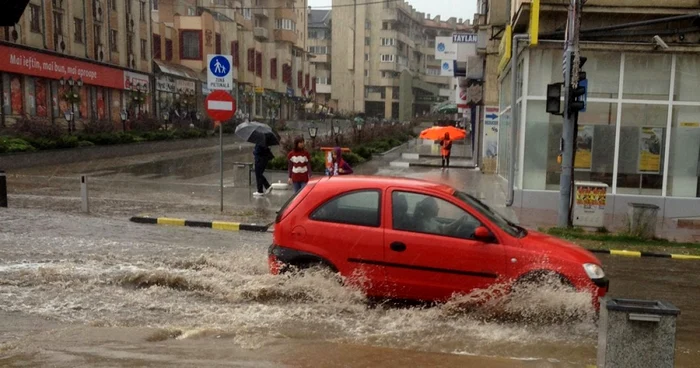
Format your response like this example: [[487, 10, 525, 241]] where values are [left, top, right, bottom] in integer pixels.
[[205, 90, 237, 121]]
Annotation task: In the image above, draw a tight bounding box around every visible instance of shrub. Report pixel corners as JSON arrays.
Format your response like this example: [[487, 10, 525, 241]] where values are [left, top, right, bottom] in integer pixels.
[[342, 151, 365, 166], [130, 117, 161, 132], [11, 116, 64, 139], [310, 152, 327, 172], [26, 137, 58, 150], [0, 136, 36, 153], [82, 120, 115, 134], [56, 135, 80, 149], [77, 140, 95, 147], [268, 156, 287, 170], [353, 145, 373, 160]]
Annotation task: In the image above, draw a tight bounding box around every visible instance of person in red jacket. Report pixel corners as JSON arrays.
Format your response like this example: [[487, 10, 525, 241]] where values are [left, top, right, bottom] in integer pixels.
[[287, 136, 312, 193]]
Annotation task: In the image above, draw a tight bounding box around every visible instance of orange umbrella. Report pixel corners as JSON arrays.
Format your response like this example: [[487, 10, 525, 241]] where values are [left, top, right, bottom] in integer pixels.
[[419, 126, 467, 140]]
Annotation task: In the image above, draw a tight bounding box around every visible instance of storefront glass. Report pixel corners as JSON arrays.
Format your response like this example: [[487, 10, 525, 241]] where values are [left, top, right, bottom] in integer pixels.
[[615, 103, 667, 196], [528, 48, 560, 97], [584, 52, 620, 99], [668, 105, 700, 198], [623, 53, 672, 100], [674, 54, 700, 102]]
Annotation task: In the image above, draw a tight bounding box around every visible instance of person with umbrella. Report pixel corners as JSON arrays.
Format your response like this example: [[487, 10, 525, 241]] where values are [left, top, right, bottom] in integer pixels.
[[234, 121, 280, 196], [439, 132, 453, 169]]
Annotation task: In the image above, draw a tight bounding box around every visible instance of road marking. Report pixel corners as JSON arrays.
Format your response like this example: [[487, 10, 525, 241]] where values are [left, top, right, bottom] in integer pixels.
[[157, 217, 186, 226], [610, 250, 641, 257]]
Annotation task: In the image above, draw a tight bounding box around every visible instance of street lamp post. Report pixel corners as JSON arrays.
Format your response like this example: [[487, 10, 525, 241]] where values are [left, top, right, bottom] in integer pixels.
[[356, 120, 363, 143], [120, 110, 128, 132], [333, 124, 341, 146], [59, 76, 83, 134], [64, 110, 73, 133], [308, 124, 318, 149]]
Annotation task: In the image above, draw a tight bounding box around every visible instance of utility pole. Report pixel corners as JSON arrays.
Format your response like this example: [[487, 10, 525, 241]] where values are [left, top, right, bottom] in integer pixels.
[[557, 0, 583, 227]]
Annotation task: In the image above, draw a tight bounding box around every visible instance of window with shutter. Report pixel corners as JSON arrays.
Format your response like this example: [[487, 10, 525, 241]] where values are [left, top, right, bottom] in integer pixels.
[[247, 48, 255, 72], [231, 41, 239, 67], [270, 58, 277, 79], [153, 35, 162, 59], [305, 74, 309, 90], [297, 71, 302, 88], [255, 52, 262, 77], [165, 39, 173, 60], [312, 77, 316, 93]]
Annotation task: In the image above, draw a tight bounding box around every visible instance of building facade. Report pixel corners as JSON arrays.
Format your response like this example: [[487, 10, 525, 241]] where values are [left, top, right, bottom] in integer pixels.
[[330, 0, 473, 120], [488, 0, 700, 238], [152, 0, 316, 122], [308, 9, 332, 110], [0, 0, 153, 128]]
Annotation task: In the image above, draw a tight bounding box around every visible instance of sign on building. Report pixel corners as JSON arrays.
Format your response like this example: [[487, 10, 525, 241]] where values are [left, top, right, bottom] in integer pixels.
[[440, 60, 454, 76], [207, 54, 233, 91], [435, 37, 456, 60], [452, 33, 478, 43]]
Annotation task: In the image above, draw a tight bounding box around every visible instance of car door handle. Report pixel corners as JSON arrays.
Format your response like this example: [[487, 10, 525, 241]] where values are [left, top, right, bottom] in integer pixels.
[[390, 242, 407, 252]]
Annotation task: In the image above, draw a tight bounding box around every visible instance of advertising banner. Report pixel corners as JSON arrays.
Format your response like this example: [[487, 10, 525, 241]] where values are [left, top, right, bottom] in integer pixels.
[[575, 125, 593, 170], [638, 127, 662, 173], [435, 37, 456, 60]]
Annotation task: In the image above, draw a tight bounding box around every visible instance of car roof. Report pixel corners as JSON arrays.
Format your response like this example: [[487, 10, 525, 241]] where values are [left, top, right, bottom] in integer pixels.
[[313, 175, 456, 195]]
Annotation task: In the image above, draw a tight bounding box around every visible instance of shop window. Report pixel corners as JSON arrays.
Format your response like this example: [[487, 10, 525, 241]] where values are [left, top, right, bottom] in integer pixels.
[[165, 39, 173, 61], [616, 103, 668, 196], [180, 30, 202, 60], [674, 54, 700, 102], [9, 75, 23, 115], [35, 79, 48, 117], [523, 101, 617, 191], [96, 88, 106, 120], [623, 53, 672, 101], [152, 34, 161, 59], [79, 87, 88, 118], [527, 49, 560, 97], [668, 106, 700, 197], [582, 52, 620, 99]]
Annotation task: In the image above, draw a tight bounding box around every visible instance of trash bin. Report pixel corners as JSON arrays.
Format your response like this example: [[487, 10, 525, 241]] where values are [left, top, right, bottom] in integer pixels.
[[597, 298, 680, 368], [572, 181, 609, 228], [627, 203, 660, 239], [232, 162, 253, 187]]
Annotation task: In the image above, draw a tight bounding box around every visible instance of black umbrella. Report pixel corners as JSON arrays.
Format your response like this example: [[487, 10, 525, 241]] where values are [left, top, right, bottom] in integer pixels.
[[234, 121, 280, 146]]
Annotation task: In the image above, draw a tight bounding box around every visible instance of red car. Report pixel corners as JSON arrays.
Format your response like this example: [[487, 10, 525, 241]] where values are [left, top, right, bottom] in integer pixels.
[[269, 176, 608, 305]]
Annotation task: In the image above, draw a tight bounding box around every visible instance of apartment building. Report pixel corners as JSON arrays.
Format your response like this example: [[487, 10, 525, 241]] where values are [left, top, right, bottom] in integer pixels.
[[0, 0, 153, 127], [152, 0, 316, 120], [308, 9, 332, 110], [330, 0, 472, 120], [488, 0, 700, 234]]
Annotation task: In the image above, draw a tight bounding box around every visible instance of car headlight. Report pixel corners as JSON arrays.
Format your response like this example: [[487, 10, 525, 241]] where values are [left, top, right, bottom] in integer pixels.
[[583, 263, 605, 279]]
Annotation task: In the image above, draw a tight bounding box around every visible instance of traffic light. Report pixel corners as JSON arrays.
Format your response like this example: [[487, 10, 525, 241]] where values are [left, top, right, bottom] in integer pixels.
[[546, 83, 563, 115], [568, 56, 588, 114]]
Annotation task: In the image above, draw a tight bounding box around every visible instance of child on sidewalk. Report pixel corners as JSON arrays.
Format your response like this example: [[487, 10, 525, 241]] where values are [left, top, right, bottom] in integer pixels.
[[439, 132, 452, 169], [287, 136, 312, 193]]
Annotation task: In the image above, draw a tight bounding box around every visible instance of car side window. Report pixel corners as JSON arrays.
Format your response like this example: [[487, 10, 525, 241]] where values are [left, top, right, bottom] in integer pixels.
[[392, 191, 481, 239], [310, 190, 381, 227]]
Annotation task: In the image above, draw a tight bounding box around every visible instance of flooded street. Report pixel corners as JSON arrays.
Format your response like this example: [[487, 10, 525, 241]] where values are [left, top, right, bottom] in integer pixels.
[[1, 208, 699, 367]]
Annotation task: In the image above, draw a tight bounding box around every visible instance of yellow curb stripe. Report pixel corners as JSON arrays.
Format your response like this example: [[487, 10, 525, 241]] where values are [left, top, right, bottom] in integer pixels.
[[157, 218, 186, 226], [212, 221, 240, 231], [610, 250, 642, 257], [670, 254, 700, 260]]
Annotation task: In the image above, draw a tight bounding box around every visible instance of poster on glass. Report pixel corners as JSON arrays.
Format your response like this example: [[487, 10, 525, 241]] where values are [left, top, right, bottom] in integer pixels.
[[638, 127, 662, 173], [574, 125, 593, 171]]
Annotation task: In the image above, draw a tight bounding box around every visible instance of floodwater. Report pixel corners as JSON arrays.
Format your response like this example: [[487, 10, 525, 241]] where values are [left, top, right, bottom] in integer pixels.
[[2, 208, 700, 367]]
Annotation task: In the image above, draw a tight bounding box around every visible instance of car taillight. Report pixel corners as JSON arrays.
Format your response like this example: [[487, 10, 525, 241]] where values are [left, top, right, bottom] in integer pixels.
[[268, 254, 281, 275]]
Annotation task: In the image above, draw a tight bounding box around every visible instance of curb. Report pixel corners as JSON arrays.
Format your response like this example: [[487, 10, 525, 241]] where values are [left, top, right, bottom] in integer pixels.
[[389, 161, 477, 169], [130, 216, 269, 232], [587, 248, 700, 260]]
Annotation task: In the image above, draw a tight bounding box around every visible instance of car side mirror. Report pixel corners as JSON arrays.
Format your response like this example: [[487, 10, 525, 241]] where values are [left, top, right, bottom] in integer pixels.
[[474, 226, 495, 242]]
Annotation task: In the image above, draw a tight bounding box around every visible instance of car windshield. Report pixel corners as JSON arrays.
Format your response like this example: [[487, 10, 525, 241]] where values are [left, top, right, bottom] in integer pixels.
[[454, 191, 526, 238]]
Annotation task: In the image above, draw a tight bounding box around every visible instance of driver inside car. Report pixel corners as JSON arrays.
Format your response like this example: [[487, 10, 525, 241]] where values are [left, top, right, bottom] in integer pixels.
[[413, 196, 475, 237]]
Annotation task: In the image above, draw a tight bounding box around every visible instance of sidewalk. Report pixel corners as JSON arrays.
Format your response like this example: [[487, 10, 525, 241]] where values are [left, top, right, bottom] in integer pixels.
[[389, 138, 476, 169]]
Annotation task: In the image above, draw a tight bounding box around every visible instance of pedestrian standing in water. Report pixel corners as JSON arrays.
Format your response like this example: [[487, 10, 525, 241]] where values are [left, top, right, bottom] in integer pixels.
[[328, 146, 353, 176], [439, 132, 452, 169], [287, 136, 312, 193], [253, 143, 274, 196]]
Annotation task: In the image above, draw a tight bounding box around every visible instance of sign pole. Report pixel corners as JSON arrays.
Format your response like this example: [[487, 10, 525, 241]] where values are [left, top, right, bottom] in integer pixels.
[[219, 122, 224, 212]]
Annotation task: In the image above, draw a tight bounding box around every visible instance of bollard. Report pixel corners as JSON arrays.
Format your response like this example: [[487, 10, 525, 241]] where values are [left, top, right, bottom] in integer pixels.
[[80, 175, 89, 213], [598, 298, 680, 368], [0, 170, 7, 208]]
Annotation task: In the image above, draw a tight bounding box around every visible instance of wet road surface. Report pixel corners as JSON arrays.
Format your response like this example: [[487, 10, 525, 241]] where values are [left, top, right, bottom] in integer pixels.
[[1, 208, 700, 367]]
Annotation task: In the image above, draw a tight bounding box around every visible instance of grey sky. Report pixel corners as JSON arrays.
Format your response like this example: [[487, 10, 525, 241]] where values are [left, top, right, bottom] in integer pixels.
[[307, 0, 477, 22]]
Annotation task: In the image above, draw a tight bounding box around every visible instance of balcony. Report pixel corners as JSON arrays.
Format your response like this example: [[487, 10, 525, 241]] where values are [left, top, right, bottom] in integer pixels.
[[381, 8, 398, 22], [316, 84, 331, 94], [311, 53, 328, 63], [422, 74, 448, 85], [379, 62, 399, 72], [254, 27, 269, 41], [234, 13, 253, 31], [274, 29, 297, 43], [275, 7, 295, 20], [419, 45, 434, 55], [426, 59, 441, 68], [253, 7, 268, 18]]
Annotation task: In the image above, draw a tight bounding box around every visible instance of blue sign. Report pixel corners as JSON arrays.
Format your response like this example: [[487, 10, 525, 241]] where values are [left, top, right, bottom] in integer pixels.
[[485, 113, 498, 120], [286, 87, 294, 97], [442, 62, 450, 70], [209, 55, 230, 78], [437, 43, 445, 52], [578, 79, 588, 113]]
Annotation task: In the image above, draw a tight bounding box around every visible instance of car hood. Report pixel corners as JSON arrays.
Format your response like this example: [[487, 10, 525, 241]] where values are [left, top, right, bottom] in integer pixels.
[[518, 230, 601, 265]]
